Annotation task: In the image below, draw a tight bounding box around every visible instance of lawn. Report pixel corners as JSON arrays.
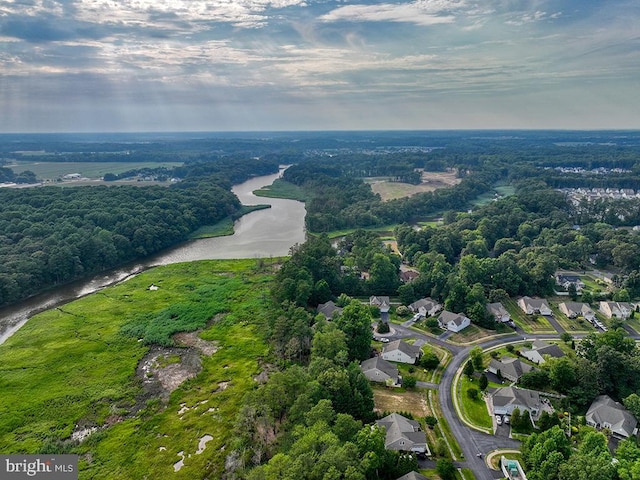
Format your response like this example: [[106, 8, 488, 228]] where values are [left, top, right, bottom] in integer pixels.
[[457, 375, 492, 431], [189, 205, 270, 239], [503, 298, 556, 334], [448, 324, 510, 344], [549, 303, 595, 333], [0, 259, 272, 480]]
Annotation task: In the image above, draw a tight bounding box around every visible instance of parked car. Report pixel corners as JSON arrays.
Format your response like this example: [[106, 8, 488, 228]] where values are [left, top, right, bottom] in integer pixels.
[[504, 415, 510, 424], [496, 415, 503, 426]]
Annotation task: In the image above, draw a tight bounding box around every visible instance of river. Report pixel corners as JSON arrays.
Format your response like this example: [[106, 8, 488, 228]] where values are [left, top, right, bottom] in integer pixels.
[[0, 169, 306, 344]]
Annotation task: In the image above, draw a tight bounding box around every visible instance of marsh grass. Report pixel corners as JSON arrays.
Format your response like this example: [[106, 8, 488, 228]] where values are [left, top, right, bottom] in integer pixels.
[[0, 259, 271, 480]]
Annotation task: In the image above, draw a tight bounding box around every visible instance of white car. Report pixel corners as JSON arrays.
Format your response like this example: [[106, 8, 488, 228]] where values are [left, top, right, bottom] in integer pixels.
[[496, 415, 503, 426], [380, 337, 390, 343], [504, 415, 510, 424]]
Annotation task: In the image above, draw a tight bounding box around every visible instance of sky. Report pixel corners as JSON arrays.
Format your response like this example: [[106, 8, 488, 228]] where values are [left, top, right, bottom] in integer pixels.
[[1, 0, 639, 132]]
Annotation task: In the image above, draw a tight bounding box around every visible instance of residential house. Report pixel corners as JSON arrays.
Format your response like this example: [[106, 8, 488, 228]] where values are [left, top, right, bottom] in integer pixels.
[[409, 297, 442, 318], [487, 356, 534, 382], [382, 340, 422, 365], [558, 301, 595, 322], [396, 473, 431, 480], [376, 413, 429, 454], [316, 300, 343, 320], [490, 386, 543, 421], [487, 302, 511, 323], [586, 395, 638, 439], [400, 270, 419, 283], [599, 301, 632, 319], [518, 297, 552, 316], [521, 340, 565, 365], [360, 357, 400, 386], [370, 295, 391, 313], [437, 310, 471, 333], [555, 273, 585, 292]]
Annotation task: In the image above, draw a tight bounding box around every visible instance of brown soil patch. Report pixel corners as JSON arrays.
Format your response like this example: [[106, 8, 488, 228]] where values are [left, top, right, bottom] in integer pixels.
[[137, 347, 202, 402], [368, 170, 461, 201], [174, 331, 219, 356], [372, 386, 430, 419]]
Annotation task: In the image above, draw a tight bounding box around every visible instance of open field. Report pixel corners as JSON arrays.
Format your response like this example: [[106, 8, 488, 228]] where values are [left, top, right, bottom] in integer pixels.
[[253, 178, 309, 201], [0, 259, 272, 479], [367, 171, 461, 201], [372, 386, 429, 420], [458, 376, 492, 431], [6, 160, 182, 180]]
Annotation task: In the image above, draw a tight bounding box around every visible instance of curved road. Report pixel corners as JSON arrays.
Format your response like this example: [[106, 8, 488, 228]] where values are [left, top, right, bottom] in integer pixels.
[[387, 324, 539, 478]]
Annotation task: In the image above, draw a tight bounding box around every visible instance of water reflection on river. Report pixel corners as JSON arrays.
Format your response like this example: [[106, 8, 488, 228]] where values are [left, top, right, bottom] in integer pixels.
[[0, 170, 306, 344]]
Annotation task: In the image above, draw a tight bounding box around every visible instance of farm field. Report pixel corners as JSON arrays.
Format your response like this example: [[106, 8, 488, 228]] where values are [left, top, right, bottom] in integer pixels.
[[6, 160, 182, 180]]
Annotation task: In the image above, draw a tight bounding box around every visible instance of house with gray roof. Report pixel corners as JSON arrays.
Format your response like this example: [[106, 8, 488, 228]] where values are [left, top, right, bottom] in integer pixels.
[[409, 297, 442, 318], [599, 301, 633, 319], [396, 472, 431, 480], [382, 340, 422, 364], [488, 356, 534, 382], [487, 302, 510, 323], [370, 295, 391, 313], [437, 310, 471, 333], [360, 357, 400, 386], [556, 273, 585, 292], [518, 297, 552, 316], [316, 300, 343, 320], [376, 413, 429, 454], [490, 386, 543, 421], [586, 395, 638, 439], [558, 302, 595, 321], [521, 340, 565, 365]]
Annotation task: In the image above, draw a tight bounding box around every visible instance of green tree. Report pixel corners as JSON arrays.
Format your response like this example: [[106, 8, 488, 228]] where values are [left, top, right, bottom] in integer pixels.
[[419, 351, 440, 369], [623, 393, 640, 420], [335, 301, 372, 362], [467, 388, 479, 400], [470, 346, 484, 370], [436, 458, 456, 480], [403, 376, 417, 389], [479, 373, 488, 391], [463, 360, 475, 378]]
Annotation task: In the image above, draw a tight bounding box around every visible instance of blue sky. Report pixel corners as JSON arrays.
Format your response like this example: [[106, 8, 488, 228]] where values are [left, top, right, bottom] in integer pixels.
[[1, 0, 639, 132]]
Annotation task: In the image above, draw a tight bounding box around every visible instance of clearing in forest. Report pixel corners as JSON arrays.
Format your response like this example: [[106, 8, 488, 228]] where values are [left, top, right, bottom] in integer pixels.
[[367, 170, 461, 201]]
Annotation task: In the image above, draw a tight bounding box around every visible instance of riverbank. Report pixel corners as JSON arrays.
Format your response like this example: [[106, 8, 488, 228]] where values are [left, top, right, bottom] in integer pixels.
[[0, 259, 274, 479]]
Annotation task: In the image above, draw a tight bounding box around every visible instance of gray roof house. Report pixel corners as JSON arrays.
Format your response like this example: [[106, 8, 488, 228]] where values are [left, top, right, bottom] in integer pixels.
[[316, 300, 343, 319], [409, 297, 442, 318], [487, 302, 510, 323], [599, 301, 633, 319], [586, 395, 638, 439], [382, 340, 422, 365], [488, 356, 534, 382], [396, 472, 431, 480], [521, 339, 565, 365], [490, 386, 543, 421], [558, 302, 595, 321], [376, 413, 429, 454], [437, 310, 471, 333], [518, 297, 552, 316], [360, 357, 400, 386], [556, 273, 585, 291], [370, 295, 391, 313]]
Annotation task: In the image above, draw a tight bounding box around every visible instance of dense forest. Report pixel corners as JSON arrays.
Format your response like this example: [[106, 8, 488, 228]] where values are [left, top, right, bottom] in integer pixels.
[[0, 156, 280, 307]]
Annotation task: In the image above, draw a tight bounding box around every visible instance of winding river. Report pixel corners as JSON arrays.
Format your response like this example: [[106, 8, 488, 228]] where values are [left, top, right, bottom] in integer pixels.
[[0, 169, 306, 344]]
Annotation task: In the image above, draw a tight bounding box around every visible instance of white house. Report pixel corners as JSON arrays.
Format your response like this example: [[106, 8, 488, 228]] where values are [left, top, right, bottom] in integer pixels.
[[521, 340, 565, 365], [408, 297, 442, 317], [437, 310, 471, 333], [518, 297, 552, 316], [487, 302, 510, 323], [599, 301, 632, 319], [382, 340, 422, 364], [555, 273, 585, 292]]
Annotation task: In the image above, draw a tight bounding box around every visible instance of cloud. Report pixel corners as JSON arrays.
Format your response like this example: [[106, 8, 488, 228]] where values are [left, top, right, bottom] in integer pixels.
[[320, 1, 459, 26]]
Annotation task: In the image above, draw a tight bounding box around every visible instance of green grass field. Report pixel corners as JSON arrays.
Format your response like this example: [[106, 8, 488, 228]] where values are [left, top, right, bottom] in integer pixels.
[[0, 259, 271, 479], [253, 178, 309, 201], [7, 160, 182, 180], [458, 375, 492, 431], [503, 298, 556, 334]]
